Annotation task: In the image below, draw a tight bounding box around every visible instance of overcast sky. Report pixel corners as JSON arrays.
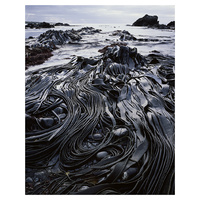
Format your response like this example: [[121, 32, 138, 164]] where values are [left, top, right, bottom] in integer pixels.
[[25, 5, 174, 25]]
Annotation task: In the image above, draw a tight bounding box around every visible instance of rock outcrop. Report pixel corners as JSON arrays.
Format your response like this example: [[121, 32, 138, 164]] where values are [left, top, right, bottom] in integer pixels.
[[112, 30, 137, 41], [167, 21, 175, 29], [25, 27, 102, 67], [132, 15, 175, 30], [76, 27, 102, 35], [132, 14, 159, 26], [25, 22, 54, 29], [54, 22, 70, 26]]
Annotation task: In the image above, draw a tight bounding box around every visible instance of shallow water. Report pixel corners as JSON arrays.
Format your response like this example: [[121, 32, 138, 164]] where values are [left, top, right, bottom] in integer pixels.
[[25, 24, 174, 72]]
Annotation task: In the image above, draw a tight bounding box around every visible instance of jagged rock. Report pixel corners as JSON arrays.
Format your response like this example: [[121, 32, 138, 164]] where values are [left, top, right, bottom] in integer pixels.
[[37, 30, 82, 49], [111, 30, 137, 41], [132, 14, 159, 26], [153, 24, 168, 29], [132, 15, 175, 30], [77, 27, 102, 35], [149, 58, 159, 64], [167, 21, 175, 29]]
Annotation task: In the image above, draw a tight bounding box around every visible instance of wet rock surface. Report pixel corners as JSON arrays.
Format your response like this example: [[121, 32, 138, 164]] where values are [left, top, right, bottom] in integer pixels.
[[25, 27, 102, 68], [26, 22, 55, 29], [133, 15, 175, 30], [111, 30, 137, 41], [25, 44, 175, 194], [132, 14, 159, 26], [55, 22, 70, 26]]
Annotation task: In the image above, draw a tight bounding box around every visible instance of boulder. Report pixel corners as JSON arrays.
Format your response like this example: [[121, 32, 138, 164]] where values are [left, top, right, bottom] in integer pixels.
[[132, 14, 159, 26], [39, 22, 54, 28], [55, 22, 70, 26]]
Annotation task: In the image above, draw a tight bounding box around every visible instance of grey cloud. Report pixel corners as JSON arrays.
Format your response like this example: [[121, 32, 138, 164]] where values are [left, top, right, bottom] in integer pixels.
[[25, 5, 174, 24]]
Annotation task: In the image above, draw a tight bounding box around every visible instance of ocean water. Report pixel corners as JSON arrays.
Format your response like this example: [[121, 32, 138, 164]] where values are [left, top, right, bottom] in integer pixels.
[[25, 24, 175, 72]]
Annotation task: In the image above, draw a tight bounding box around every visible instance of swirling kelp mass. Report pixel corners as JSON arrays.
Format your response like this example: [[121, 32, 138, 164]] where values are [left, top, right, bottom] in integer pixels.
[[25, 45, 175, 194]]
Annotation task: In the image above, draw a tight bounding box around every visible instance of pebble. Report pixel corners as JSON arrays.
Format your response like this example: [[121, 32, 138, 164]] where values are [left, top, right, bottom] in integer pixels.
[[53, 107, 63, 114], [34, 171, 46, 180], [96, 151, 109, 160], [40, 117, 54, 128], [93, 133, 103, 140], [122, 167, 138, 180], [113, 128, 128, 137], [26, 177, 33, 183]]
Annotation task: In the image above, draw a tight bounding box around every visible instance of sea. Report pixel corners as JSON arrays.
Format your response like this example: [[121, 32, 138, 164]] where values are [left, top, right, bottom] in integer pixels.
[[25, 24, 175, 72]]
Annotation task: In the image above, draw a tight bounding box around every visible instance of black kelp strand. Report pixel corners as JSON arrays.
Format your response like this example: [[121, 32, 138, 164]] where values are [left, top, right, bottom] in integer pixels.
[[25, 45, 175, 194]]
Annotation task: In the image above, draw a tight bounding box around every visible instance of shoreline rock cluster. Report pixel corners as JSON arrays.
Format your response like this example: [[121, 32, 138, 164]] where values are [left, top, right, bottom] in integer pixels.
[[25, 21, 70, 29], [132, 14, 175, 29], [25, 27, 102, 68]]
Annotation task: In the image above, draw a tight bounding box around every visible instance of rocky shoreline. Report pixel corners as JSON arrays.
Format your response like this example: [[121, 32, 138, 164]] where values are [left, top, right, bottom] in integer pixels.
[[132, 14, 175, 29], [25, 25, 173, 68], [25, 19, 175, 194], [25, 27, 102, 68]]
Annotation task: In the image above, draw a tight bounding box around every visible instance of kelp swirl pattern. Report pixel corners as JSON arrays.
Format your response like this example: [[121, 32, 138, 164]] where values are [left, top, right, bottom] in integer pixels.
[[25, 45, 175, 194]]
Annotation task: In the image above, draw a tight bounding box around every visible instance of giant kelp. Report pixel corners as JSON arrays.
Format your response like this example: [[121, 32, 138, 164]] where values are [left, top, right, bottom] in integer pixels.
[[25, 45, 175, 194]]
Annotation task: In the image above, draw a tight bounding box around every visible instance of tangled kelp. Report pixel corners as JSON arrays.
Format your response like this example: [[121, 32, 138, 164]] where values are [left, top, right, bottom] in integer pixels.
[[25, 45, 175, 194]]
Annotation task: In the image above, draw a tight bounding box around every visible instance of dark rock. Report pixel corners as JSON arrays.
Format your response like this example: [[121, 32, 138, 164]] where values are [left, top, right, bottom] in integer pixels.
[[96, 151, 109, 160], [132, 14, 159, 26], [25, 114, 37, 131], [55, 22, 70, 26], [112, 30, 137, 41], [93, 133, 103, 140], [26, 177, 33, 183], [26, 22, 54, 29], [153, 24, 168, 29], [34, 171, 47, 181], [40, 117, 55, 128], [25, 29, 83, 68], [53, 107, 64, 114], [151, 50, 160, 53], [120, 30, 137, 41], [39, 22, 54, 28], [132, 15, 175, 29], [167, 21, 175, 29]]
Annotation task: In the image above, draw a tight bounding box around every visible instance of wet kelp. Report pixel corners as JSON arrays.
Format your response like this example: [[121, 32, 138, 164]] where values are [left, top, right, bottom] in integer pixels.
[[25, 45, 175, 194]]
